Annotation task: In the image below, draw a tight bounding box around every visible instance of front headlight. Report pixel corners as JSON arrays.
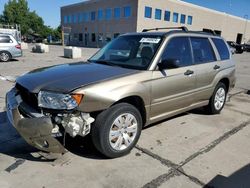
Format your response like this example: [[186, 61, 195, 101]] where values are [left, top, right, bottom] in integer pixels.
[[38, 91, 83, 110]]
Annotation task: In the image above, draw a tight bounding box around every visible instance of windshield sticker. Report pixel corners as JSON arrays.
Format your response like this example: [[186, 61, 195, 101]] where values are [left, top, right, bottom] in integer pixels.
[[140, 38, 161, 44]]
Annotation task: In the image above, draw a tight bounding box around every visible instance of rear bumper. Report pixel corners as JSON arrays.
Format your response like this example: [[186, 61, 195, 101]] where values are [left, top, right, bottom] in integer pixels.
[[11, 50, 22, 58], [5, 88, 65, 153]]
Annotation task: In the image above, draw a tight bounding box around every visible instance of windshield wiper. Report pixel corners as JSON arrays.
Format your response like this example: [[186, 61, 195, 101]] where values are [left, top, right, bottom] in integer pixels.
[[92, 60, 121, 67]]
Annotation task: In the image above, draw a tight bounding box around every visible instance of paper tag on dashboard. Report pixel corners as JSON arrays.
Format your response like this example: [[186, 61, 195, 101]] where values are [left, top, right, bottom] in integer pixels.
[[140, 38, 161, 44]]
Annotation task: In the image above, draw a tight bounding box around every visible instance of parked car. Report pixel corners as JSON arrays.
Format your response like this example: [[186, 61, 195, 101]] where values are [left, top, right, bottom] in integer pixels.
[[24, 35, 44, 43], [229, 46, 236, 55], [244, 43, 250, 52], [6, 27, 236, 158], [0, 34, 22, 62], [227, 41, 244, 54]]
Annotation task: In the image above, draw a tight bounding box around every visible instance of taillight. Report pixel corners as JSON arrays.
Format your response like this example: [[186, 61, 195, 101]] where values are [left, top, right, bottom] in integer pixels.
[[15, 45, 21, 49]]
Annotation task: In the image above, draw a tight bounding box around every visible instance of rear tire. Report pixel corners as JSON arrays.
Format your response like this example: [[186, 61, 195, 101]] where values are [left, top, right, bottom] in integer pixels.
[[205, 82, 227, 114], [0, 51, 11, 62], [91, 103, 142, 158]]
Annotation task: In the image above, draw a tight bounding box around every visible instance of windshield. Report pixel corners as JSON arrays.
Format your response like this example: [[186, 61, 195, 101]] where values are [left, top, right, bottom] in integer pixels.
[[89, 35, 163, 70]]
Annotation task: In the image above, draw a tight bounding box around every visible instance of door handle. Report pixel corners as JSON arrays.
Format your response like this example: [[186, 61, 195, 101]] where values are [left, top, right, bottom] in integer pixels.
[[184, 70, 194, 76], [214, 65, 220, 70]]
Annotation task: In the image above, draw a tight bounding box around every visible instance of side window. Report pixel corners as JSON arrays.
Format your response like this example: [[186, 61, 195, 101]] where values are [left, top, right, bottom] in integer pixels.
[[212, 38, 230, 60], [124, 6, 131, 18], [191, 37, 216, 64], [161, 37, 193, 69], [0, 36, 11, 43], [144, 6, 152, 18]]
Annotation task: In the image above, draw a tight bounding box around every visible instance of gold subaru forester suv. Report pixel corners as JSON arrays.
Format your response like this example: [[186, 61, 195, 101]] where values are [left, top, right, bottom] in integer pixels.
[[6, 27, 236, 158]]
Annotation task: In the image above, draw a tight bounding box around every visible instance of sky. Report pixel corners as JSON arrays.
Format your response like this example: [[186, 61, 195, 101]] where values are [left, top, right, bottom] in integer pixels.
[[0, 0, 249, 28], [182, 0, 250, 18], [0, 0, 83, 28]]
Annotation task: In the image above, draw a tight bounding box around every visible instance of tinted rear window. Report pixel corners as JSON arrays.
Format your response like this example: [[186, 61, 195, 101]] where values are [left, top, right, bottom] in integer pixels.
[[212, 38, 230, 60], [191, 37, 216, 64], [0, 36, 11, 43]]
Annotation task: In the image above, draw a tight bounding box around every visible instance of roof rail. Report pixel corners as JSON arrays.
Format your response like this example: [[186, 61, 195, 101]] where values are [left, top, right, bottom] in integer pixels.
[[142, 26, 188, 33], [202, 29, 216, 35]]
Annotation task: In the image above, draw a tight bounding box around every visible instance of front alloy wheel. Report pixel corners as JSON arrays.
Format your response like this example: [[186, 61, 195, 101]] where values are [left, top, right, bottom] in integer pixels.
[[109, 113, 138, 151], [91, 103, 142, 158]]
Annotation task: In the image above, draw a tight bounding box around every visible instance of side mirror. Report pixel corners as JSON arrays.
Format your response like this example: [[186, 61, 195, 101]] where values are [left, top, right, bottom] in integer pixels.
[[158, 58, 180, 70]]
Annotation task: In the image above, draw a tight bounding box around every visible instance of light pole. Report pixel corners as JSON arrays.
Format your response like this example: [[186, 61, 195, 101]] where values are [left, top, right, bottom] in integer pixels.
[[243, 15, 249, 44]]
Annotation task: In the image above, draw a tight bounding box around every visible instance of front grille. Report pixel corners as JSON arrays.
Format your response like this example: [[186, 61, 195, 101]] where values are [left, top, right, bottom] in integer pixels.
[[15, 83, 40, 112]]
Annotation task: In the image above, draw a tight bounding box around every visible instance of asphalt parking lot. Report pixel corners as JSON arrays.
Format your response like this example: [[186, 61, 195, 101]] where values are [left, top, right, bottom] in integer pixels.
[[0, 45, 250, 188]]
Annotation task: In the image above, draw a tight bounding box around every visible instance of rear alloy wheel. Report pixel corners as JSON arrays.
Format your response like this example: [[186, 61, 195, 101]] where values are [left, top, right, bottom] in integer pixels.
[[214, 88, 226, 111], [206, 82, 227, 114], [91, 103, 142, 158], [0, 51, 11, 62]]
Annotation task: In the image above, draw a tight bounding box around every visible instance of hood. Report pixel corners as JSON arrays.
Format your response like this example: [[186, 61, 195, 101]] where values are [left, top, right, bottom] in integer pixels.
[[16, 62, 139, 93]]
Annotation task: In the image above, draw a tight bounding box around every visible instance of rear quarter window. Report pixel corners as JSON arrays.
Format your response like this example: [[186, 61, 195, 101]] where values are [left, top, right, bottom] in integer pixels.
[[212, 38, 230, 60]]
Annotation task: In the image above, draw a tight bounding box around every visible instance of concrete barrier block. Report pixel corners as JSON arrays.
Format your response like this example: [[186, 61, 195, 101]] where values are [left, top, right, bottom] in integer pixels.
[[32, 43, 49, 53], [64, 47, 72, 58], [64, 47, 82, 59]]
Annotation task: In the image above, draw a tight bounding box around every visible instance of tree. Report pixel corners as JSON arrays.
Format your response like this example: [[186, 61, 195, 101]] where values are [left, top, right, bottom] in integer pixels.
[[53, 25, 62, 39], [0, 0, 60, 39], [1, 0, 30, 34]]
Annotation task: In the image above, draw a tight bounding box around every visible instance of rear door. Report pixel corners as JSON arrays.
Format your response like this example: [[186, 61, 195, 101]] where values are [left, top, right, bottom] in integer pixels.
[[150, 36, 196, 121], [190, 37, 220, 102]]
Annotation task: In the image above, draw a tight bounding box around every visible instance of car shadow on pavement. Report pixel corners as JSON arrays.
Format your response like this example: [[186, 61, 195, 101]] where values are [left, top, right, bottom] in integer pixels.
[[63, 135, 106, 160], [0, 107, 216, 161], [143, 112, 190, 130], [0, 111, 52, 162], [189, 107, 214, 115], [0, 59, 19, 63], [204, 164, 250, 188], [143, 107, 211, 131]]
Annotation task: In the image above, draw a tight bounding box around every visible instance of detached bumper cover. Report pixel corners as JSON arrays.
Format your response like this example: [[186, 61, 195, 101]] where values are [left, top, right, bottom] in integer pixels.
[[6, 88, 65, 153]]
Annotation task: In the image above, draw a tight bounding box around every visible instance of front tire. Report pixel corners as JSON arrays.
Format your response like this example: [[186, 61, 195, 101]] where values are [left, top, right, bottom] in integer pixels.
[[206, 82, 227, 114], [91, 103, 142, 158]]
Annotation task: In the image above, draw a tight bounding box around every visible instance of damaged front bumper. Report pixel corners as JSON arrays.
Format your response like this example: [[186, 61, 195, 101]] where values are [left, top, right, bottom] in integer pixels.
[[6, 88, 66, 153]]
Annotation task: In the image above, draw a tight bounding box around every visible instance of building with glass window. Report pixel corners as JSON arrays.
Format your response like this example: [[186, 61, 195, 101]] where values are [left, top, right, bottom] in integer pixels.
[[61, 0, 250, 47]]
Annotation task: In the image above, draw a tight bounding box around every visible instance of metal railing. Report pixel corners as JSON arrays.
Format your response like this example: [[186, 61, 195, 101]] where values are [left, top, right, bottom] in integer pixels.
[[0, 24, 21, 31]]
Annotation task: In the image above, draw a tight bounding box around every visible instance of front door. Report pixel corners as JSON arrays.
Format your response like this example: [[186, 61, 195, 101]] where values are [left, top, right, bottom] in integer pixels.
[[150, 36, 196, 121]]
